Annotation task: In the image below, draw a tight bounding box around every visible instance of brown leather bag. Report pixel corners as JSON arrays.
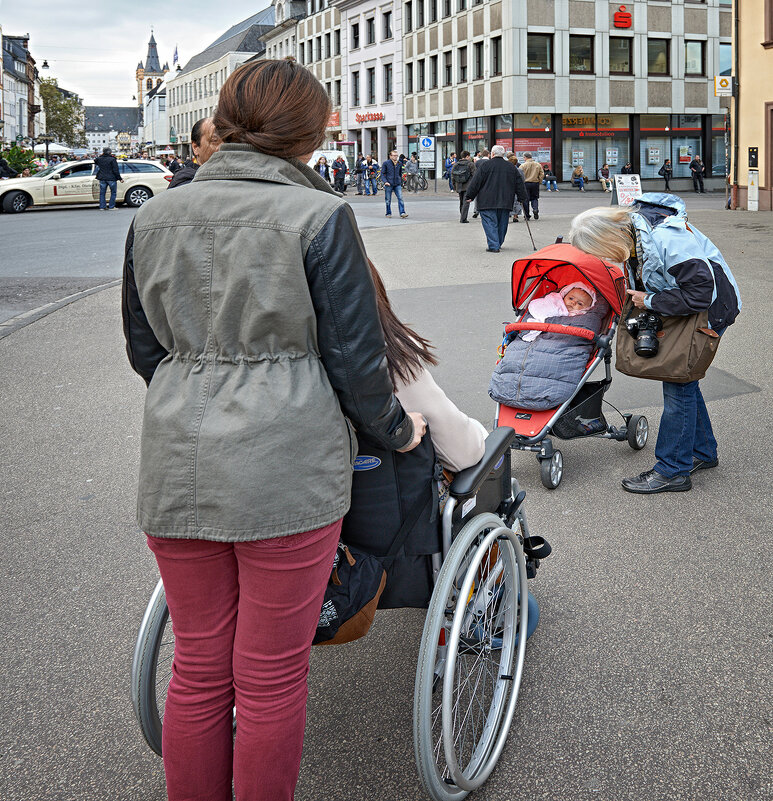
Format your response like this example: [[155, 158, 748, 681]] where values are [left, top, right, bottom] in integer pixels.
[[615, 299, 720, 383]]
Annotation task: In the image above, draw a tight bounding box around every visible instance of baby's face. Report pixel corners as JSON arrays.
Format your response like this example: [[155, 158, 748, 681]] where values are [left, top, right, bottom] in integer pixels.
[[565, 289, 593, 311]]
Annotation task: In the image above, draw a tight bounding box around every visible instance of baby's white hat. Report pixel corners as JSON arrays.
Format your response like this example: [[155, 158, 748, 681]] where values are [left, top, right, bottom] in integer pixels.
[[560, 282, 596, 307]]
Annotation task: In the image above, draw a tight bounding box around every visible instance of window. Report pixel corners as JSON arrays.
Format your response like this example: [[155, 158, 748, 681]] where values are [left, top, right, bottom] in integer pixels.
[[315, 36, 322, 60], [352, 23, 360, 49], [334, 79, 341, 105], [527, 34, 553, 72], [444, 50, 453, 85], [443, 0, 452, 16], [418, 59, 426, 90], [129, 162, 163, 173], [59, 164, 94, 179], [406, 62, 414, 93], [685, 41, 705, 76], [474, 42, 484, 80], [417, 0, 425, 27], [383, 11, 393, 39], [325, 32, 331, 58], [429, 0, 438, 23], [366, 18, 376, 45], [719, 42, 731, 75], [352, 70, 360, 105], [492, 36, 502, 75], [458, 0, 466, 10], [307, 41, 313, 62], [609, 37, 632, 74], [473, 0, 482, 5], [367, 67, 376, 103], [647, 38, 669, 75], [430, 54, 439, 88], [326, 81, 332, 98], [569, 35, 593, 73], [384, 63, 393, 101], [458, 46, 467, 82], [405, 2, 413, 32], [334, 29, 341, 55]]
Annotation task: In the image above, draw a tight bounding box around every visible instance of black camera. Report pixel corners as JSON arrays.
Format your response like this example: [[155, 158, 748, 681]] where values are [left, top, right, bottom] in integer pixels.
[[626, 311, 663, 357]]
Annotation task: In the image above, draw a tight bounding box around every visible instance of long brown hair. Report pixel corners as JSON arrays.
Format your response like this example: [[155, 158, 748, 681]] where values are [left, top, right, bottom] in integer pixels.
[[213, 58, 330, 159], [367, 259, 437, 387]]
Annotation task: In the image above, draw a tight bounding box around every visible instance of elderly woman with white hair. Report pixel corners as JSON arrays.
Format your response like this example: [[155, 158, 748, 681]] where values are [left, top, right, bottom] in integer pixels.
[[464, 144, 528, 253], [568, 196, 741, 494]]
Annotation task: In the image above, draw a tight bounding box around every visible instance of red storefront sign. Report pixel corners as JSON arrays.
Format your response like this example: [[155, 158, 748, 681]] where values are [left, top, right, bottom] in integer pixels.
[[613, 5, 632, 28], [355, 111, 385, 123], [327, 112, 340, 128]]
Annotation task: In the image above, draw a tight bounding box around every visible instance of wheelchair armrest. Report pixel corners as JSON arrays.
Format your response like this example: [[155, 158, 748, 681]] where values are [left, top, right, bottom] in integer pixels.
[[449, 427, 516, 500]]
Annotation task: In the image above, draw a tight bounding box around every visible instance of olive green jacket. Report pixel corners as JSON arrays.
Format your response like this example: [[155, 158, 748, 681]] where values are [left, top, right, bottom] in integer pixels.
[[126, 144, 412, 541]]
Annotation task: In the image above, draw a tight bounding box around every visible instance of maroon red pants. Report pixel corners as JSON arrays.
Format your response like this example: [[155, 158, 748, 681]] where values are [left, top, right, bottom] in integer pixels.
[[147, 519, 341, 801]]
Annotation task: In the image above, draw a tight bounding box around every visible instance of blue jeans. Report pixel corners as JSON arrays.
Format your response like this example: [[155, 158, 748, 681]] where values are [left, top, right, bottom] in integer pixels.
[[543, 179, 558, 190], [384, 184, 405, 215], [573, 177, 585, 189], [365, 177, 378, 195], [99, 180, 117, 209], [479, 209, 509, 250]]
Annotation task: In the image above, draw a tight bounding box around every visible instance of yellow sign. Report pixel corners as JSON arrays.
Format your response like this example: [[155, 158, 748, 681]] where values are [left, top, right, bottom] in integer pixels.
[[714, 76, 732, 97]]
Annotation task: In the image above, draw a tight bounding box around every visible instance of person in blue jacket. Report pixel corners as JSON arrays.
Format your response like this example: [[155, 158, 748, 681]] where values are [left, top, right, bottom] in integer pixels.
[[569, 195, 741, 494], [382, 150, 408, 218]]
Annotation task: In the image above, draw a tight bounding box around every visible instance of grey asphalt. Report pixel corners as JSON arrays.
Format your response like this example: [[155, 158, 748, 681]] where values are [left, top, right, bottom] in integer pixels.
[[0, 194, 770, 801]]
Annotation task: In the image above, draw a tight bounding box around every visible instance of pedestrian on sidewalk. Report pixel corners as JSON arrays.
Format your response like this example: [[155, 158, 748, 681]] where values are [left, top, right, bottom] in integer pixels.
[[507, 152, 524, 222], [542, 165, 558, 191], [168, 155, 182, 174], [470, 149, 489, 218], [658, 159, 673, 191], [355, 153, 366, 194], [382, 149, 408, 217], [598, 164, 613, 192], [168, 117, 221, 189], [364, 155, 378, 195], [445, 152, 456, 191], [690, 156, 706, 193], [463, 144, 526, 252], [621, 162, 634, 175], [571, 165, 586, 191], [406, 153, 421, 192], [520, 152, 544, 220], [451, 151, 475, 222], [94, 148, 123, 209], [332, 154, 347, 193], [122, 57, 425, 801], [314, 155, 331, 184]]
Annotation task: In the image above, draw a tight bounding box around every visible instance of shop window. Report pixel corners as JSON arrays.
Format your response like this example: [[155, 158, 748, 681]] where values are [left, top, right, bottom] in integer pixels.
[[458, 47, 467, 82], [351, 22, 360, 49], [671, 136, 701, 177], [430, 55, 439, 88], [647, 38, 670, 75], [366, 18, 376, 45], [474, 42, 484, 80], [406, 62, 414, 93], [527, 34, 553, 73], [383, 11, 393, 40], [444, 51, 453, 86], [418, 59, 426, 91], [367, 67, 376, 104], [384, 64, 393, 101], [711, 126, 728, 176], [494, 113, 513, 151], [352, 70, 360, 106], [684, 41, 705, 76], [569, 35, 593, 73], [492, 36, 502, 76], [609, 37, 632, 74]]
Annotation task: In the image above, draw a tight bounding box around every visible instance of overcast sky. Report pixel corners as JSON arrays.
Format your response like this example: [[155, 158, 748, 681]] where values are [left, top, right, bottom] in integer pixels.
[[1, 0, 271, 106]]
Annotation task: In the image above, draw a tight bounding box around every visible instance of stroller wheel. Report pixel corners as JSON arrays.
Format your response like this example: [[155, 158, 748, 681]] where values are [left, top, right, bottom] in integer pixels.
[[540, 450, 563, 489], [627, 415, 649, 450]]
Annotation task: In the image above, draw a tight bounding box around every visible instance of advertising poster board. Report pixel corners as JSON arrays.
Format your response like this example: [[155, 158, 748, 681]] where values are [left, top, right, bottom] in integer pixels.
[[613, 174, 643, 206], [513, 138, 551, 165], [605, 148, 619, 166], [647, 147, 661, 165], [571, 149, 585, 166], [679, 145, 692, 164]]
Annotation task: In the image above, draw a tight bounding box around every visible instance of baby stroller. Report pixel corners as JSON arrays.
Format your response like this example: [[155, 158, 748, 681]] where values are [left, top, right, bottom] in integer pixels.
[[495, 242, 650, 489]]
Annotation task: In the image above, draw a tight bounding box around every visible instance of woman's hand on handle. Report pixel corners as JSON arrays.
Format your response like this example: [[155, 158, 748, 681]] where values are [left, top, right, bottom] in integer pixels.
[[397, 412, 427, 452]]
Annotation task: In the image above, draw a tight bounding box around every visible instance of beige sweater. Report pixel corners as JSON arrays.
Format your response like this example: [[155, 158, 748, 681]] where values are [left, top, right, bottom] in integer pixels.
[[395, 367, 488, 472]]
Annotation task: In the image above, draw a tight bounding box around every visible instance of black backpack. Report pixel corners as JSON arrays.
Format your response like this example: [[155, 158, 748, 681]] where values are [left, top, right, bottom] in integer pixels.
[[451, 160, 472, 185]]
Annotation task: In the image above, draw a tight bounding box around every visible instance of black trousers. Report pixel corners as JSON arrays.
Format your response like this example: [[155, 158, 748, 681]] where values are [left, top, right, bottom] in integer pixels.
[[458, 190, 469, 221], [524, 182, 540, 217], [692, 173, 704, 193]]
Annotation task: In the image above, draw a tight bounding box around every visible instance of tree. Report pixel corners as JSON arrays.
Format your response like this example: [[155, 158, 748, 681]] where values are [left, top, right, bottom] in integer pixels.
[[39, 78, 87, 147]]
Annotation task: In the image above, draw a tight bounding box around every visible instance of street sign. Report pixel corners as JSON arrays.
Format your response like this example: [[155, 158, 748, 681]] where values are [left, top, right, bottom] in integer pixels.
[[419, 135, 435, 169], [714, 76, 732, 97], [612, 174, 643, 206], [15, 135, 23, 142]]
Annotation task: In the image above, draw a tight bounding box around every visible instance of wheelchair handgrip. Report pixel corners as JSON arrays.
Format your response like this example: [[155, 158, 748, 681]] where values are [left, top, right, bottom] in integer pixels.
[[449, 427, 515, 500], [505, 322, 596, 341]]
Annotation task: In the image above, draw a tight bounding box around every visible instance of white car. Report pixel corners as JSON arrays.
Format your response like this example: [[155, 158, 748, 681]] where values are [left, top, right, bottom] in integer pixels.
[[0, 159, 173, 213]]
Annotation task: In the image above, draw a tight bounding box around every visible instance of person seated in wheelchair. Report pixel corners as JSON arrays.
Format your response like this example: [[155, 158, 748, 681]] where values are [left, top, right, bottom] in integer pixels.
[[341, 260, 489, 608], [489, 281, 610, 411]]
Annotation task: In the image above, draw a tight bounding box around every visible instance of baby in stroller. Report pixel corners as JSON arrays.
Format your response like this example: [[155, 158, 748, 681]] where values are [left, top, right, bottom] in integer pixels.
[[489, 280, 610, 411]]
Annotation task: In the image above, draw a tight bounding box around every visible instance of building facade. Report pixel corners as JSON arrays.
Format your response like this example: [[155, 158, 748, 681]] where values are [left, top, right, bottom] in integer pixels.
[[141, 83, 169, 156], [731, 0, 773, 209], [395, 0, 731, 185], [296, 2, 345, 142], [2, 34, 32, 145], [84, 106, 141, 154], [261, 0, 307, 60], [136, 34, 169, 116], [166, 8, 274, 155]]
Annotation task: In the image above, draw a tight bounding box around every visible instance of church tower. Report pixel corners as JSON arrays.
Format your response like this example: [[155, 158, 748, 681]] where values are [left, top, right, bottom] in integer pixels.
[[136, 32, 169, 109]]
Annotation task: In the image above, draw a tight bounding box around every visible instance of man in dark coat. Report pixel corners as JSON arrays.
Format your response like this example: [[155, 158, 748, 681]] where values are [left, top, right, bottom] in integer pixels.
[[94, 148, 123, 210], [451, 151, 476, 223], [464, 145, 527, 252], [168, 118, 221, 189], [331, 155, 347, 193], [168, 156, 182, 174], [689, 156, 706, 193], [0, 156, 18, 179]]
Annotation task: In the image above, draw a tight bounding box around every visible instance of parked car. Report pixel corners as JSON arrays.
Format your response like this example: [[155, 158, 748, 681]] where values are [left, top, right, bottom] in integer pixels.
[[0, 159, 173, 213]]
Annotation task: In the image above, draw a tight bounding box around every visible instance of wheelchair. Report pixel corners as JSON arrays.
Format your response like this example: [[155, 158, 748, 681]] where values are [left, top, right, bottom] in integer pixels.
[[131, 426, 550, 800]]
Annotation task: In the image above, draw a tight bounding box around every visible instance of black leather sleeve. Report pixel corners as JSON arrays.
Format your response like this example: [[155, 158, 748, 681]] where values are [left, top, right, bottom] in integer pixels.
[[121, 221, 169, 385], [464, 166, 482, 202], [304, 204, 413, 451], [648, 258, 715, 318]]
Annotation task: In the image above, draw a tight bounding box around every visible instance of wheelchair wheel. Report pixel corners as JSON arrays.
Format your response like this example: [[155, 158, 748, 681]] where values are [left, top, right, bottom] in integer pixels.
[[131, 579, 172, 756], [414, 513, 528, 800]]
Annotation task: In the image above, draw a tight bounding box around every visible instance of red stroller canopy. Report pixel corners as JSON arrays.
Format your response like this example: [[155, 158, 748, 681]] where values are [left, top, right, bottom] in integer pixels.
[[511, 243, 626, 315]]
